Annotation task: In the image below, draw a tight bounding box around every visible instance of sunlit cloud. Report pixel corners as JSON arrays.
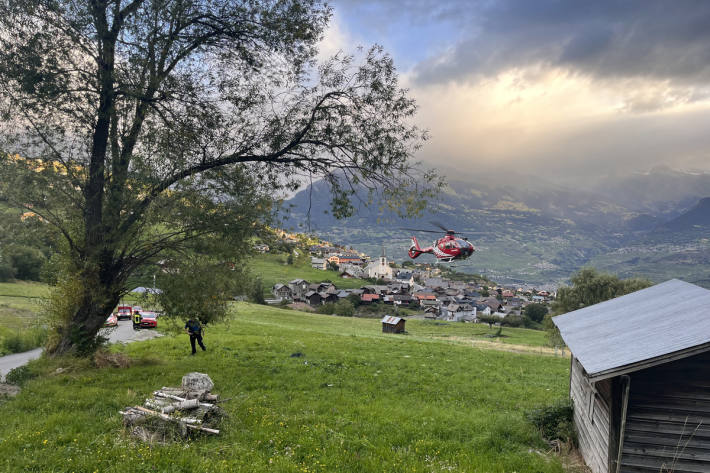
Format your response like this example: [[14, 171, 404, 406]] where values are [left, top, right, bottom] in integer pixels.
[[403, 67, 710, 179], [328, 0, 710, 182]]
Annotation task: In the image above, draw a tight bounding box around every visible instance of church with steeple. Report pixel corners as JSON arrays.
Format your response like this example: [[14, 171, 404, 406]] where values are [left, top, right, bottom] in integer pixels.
[[366, 245, 393, 280]]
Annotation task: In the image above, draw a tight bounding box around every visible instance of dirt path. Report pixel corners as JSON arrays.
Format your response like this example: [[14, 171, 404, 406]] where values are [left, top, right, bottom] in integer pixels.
[[433, 335, 571, 357]]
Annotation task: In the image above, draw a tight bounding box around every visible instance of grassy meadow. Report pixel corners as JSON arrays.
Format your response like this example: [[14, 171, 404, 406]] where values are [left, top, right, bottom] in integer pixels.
[[0, 303, 569, 472], [0, 281, 49, 354]]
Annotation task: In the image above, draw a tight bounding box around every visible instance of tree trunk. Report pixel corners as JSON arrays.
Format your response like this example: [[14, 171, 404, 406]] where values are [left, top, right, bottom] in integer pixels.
[[49, 263, 122, 356]]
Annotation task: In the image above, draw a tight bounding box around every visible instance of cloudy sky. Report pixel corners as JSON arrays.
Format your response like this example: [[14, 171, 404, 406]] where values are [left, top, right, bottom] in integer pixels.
[[323, 0, 710, 183]]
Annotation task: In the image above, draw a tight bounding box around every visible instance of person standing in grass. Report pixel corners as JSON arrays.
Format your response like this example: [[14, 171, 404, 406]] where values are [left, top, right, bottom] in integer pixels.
[[185, 319, 206, 355]]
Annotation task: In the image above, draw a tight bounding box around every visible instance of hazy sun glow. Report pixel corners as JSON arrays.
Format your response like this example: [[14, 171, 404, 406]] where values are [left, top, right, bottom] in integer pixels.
[[323, 2, 710, 182]]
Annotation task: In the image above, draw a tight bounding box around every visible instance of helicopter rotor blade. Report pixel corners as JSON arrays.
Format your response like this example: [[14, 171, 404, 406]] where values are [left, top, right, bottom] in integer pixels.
[[430, 221, 452, 232], [399, 228, 444, 234]]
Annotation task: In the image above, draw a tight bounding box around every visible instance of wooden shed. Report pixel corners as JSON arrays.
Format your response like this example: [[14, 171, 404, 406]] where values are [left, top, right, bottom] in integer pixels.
[[553, 279, 710, 473], [381, 315, 406, 334]]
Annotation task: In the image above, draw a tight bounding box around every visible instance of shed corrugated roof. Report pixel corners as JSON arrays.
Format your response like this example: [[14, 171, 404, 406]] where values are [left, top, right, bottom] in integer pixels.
[[552, 279, 710, 379], [381, 316, 402, 325]]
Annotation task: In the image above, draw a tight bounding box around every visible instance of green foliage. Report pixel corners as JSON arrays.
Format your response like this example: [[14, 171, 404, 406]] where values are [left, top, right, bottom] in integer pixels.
[[334, 299, 355, 316], [0, 258, 15, 282], [547, 268, 652, 346], [525, 399, 576, 445], [438, 267, 491, 284], [1, 245, 46, 281], [39, 252, 67, 285], [316, 303, 335, 314], [0, 328, 46, 355], [286, 253, 294, 265], [316, 300, 356, 316], [523, 304, 548, 323], [478, 314, 499, 328], [155, 258, 246, 324], [249, 278, 266, 305], [553, 268, 652, 314], [327, 260, 339, 271], [501, 314, 523, 328], [317, 299, 355, 316], [543, 314, 565, 347], [4, 365, 36, 386], [346, 293, 362, 307], [42, 273, 85, 354], [0, 281, 50, 353]]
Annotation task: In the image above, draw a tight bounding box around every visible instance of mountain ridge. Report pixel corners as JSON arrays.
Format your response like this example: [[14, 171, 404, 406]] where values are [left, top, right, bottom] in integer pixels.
[[281, 169, 710, 287]]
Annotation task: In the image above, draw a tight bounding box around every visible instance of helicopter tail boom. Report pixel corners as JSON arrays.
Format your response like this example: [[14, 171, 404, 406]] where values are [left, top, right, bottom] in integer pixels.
[[408, 237, 425, 259]]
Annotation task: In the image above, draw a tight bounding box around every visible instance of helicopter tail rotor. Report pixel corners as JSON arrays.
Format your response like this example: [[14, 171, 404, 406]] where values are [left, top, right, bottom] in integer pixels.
[[408, 237, 424, 259]]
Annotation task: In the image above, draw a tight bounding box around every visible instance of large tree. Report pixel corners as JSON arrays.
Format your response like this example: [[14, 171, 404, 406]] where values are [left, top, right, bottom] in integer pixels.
[[0, 0, 436, 354], [544, 268, 652, 346]]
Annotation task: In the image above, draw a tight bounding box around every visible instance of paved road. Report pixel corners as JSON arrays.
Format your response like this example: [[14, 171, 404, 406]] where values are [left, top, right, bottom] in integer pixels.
[[0, 319, 162, 381], [103, 318, 163, 345], [0, 348, 42, 381]]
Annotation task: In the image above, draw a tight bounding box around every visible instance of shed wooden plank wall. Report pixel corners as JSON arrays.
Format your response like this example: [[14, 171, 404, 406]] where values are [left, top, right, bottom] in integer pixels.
[[571, 357, 612, 473], [621, 351, 710, 473]]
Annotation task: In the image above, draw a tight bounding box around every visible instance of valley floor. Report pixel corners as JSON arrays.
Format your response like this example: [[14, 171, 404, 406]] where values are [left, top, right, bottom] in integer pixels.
[[0, 303, 570, 472]]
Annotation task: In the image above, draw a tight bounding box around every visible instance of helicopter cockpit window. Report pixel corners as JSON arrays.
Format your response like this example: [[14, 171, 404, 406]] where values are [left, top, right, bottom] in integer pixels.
[[455, 239, 468, 247]]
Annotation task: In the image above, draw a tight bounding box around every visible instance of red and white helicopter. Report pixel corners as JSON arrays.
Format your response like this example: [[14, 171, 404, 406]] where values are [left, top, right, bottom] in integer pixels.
[[405, 223, 476, 263]]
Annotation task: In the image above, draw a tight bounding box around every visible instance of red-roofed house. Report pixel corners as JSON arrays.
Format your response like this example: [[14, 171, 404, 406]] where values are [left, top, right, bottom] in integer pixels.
[[361, 293, 380, 304]]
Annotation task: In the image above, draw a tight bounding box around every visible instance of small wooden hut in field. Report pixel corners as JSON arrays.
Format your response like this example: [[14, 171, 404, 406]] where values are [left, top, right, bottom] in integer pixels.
[[553, 279, 710, 473], [381, 315, 405, 334]]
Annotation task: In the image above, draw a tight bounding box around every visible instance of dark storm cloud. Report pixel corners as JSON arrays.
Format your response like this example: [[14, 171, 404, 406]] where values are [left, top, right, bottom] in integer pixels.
[[409, 0, 710, 86]]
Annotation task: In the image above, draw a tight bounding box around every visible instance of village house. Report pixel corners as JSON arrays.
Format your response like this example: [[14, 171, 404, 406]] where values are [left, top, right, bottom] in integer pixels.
[[441, 303, 476, 322], [339, 264, 365, 279], [361, 293, 380, 304], [388, 282, 411, 295], [423, 277, 448, 289], [392, 294, 414, 306], [507, 297, 524, 308], [310, 257, 327, 270], [420, 299, 441, 315], [288, 279, 310, 302], [320, 291, 338, 304], [303, 291, 323, 307], [554, 279, 710, 473], [475, 303, 491, 316], [362, 285, 389, 295], [394, 270, 414, 285], [483, 297, 504, 313], [335, 254, 365, 266], [272, 283, 293, 301], [444, 287, 461, 297], [463, 289, 481, 299], [309, 245, 339, 257], [413, 292, 437, 305]]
